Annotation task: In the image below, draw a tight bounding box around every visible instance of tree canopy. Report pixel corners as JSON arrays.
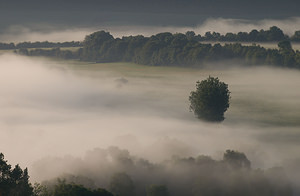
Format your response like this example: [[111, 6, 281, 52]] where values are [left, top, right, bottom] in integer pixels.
[[0, 153, 33, 196], [189, 76, 230, 122], [17, 29, 300, 69], [109, 172, 135, 196], [0, 149, 292, 196]]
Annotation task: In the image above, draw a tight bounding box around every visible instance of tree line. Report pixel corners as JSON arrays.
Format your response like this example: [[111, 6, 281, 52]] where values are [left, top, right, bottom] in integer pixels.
[[36, 148, 295, 196], [0, 149, 294, 195], [18, 30, 300, 69], [0, 152, 113, 196], [0, 41, 82, 50], [190, 26, 300, 42], [2, 26, 300, 51]]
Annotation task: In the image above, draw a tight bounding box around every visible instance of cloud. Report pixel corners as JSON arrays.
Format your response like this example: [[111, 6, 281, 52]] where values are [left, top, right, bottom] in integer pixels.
[[1, 17, 300, 43], [0, 25, 96, 42], [194, 17, 300, 36], [0, 54, 299, 188]]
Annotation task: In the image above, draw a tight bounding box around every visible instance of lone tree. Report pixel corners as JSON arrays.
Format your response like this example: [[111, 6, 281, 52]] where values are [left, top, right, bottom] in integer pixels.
[[189, 76, 230, 122]]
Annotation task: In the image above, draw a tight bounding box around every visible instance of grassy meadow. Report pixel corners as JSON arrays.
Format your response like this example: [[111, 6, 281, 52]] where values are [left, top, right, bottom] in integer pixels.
[[51, 59, 300, 126]]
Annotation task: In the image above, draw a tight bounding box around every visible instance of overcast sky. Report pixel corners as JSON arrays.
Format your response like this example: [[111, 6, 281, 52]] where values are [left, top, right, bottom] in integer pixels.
[[0, 0, 299, 41], [1, 0, 299, 28]]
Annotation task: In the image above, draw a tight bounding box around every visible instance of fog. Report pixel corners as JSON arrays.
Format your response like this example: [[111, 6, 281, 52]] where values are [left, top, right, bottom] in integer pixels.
[[0, 53, 300, 193], [0, 25, 97, 43], [1, 17, 300, 42], [101, 17, 300, 38], [195, 17, 300, 36]]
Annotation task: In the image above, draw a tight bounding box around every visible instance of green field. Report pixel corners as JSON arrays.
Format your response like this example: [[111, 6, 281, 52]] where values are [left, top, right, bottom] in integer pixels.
[[1, 53, 300, 131], [45, 58, 300, 128], [56, 60, 300, 166]]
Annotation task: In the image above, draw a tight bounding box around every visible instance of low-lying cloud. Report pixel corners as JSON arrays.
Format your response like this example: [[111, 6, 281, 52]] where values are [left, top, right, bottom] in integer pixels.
[[0, 25, 96, 42], [0, 54, 299, 191], [196, 17, 300, 36]]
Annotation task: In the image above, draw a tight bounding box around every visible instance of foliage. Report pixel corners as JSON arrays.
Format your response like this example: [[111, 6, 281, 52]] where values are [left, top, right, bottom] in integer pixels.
[[146, 185, 169, 196], [278, 40, 293, 51], [34, 179, 113, 196], [189, 76, 230, 122], [199, 26, 288, 42], [17, 30, 300, 69], [0, 41, 82, 50], [0, 153, 33, 196], [291, 31, 300, 42], [17, 48, 80, 60], [33, 147, 293, 196], [223, 150, 251, 169], [109, 172, 135, 196]]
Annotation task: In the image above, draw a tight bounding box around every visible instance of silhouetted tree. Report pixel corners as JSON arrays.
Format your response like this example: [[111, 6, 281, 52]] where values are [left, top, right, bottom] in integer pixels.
[[189, 76, 230, 122], [35, 179, 114, 196], [223, 150, 251, 169], [0, 153, 33, 196], [291, 30, 300, 42]]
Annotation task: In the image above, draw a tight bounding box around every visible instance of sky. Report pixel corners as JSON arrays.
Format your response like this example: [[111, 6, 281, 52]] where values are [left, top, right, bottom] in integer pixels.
[[0, 0, 299, 37]]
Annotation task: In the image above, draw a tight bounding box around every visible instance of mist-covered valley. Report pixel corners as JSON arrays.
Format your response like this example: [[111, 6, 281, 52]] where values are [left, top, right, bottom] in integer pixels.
[[1, 0, 300, 194], [0, 52, 300, 195]]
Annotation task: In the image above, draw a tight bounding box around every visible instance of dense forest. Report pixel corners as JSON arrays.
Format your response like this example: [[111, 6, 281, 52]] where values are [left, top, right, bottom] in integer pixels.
[[0, 149, 293, 196], [17, 27, 300, 69], [1, 26, 300, 51]]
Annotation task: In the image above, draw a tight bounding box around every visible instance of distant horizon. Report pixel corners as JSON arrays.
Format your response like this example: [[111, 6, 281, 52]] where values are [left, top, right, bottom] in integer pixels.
[[1, 1, 300, 195], [1, 17, 300, 43], [1, 0, 299, 39]]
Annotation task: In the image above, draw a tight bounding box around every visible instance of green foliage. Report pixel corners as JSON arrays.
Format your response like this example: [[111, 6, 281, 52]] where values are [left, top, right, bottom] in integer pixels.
[[0, 153, 33, 196], [202, 26, 287, 42], [291, 30, 300, 42], [189, 76, 230, 122], [82, 31, 114, 61], [295, 51, 300, 68], [146, 185, 169, 196], [0, 41, 81, 50], [191, 150, 292, 196], [223, 150, 251, 169], [35, 179, 113, 196], [109, 173, 135, 196], [278, 40, 293, 51], [15, 28, 300, 68], [78, 27, 297, 67], [278, 40, 296, 67], [33, 148, 293, 196], [17, 48, 80, 60]]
